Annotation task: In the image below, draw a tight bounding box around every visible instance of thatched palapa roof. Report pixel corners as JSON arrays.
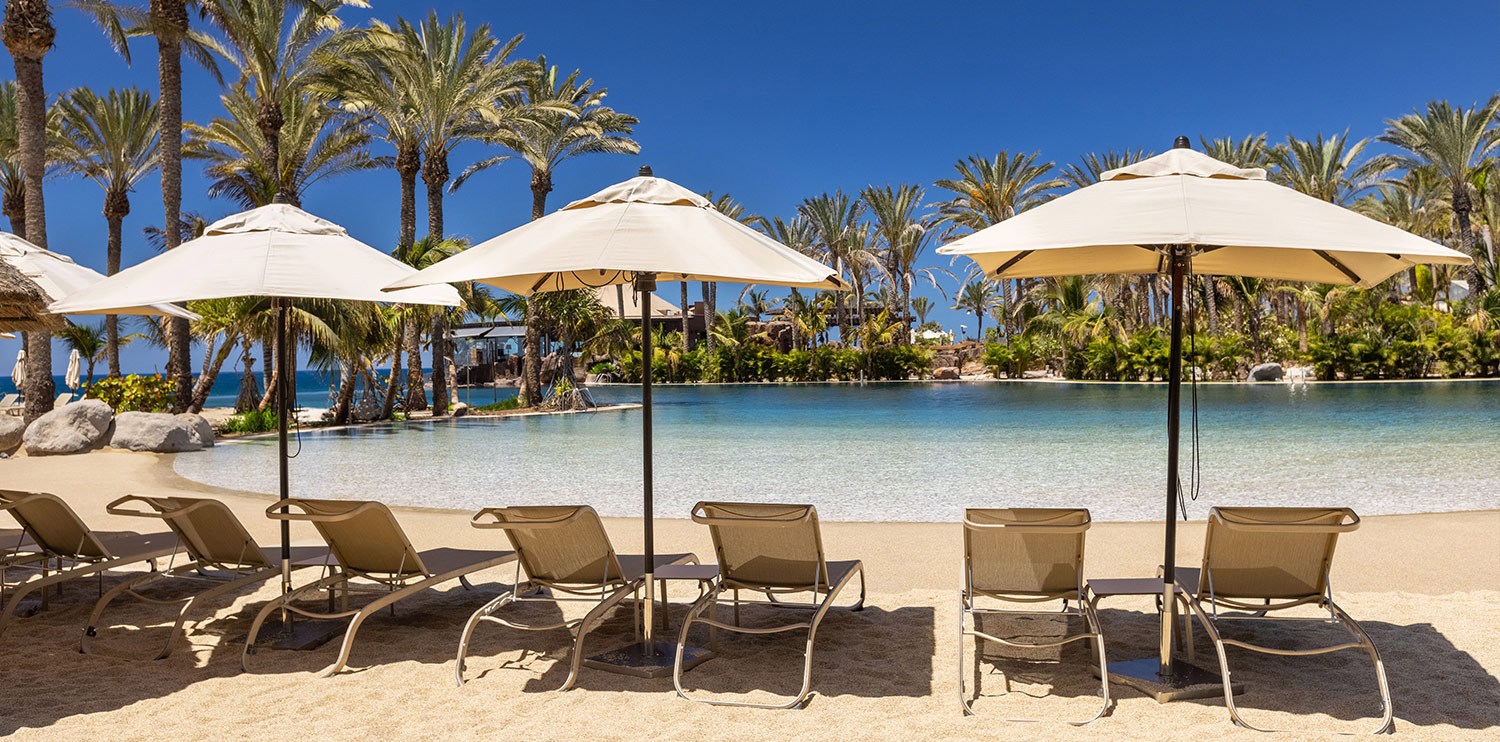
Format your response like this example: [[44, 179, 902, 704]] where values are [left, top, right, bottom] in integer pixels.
[[0, 256, 62, 332]]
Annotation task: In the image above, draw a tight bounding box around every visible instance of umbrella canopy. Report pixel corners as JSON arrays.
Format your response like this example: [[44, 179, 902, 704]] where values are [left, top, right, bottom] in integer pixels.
[[938, 147, 1470, 286], [385, 167, 844, 672], [0, 255, 64, 332], [65, 349, 81, 390], [10, 348, 24, 388], [936, 140, 1471, 698], [49, 204, 460, 313], [594, 284, 681, 319], [383, 174, 846, 295], [1, 232, 196, 322]]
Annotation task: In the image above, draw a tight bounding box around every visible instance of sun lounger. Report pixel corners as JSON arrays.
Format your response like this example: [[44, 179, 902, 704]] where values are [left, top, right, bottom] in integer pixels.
[[0, 490, 177, 637], [53, 394, 71, 407], [958, 508, 1109, 723], [673, 501, 865, 709], [1177, 506, 1393, 734], [455, 505, 698, 689], [80, 495, 332, 659], [0, 394, 20, 416], [241, 498, 516, 677]]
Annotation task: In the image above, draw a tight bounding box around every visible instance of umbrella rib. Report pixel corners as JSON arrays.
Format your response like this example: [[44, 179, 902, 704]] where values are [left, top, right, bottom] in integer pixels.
[[992, 250, 1034, 277], [1313, 249, 1363, 284]]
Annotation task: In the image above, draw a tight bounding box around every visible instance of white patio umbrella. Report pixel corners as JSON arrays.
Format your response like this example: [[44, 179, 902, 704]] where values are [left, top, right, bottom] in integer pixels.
[[10, 348, 23, 389], [938, 138, 1471, 698], [64, 349, 81, 391], [386, 166, 846, 672], [50, 200, 461, 627], [1, 232, 196, 320]]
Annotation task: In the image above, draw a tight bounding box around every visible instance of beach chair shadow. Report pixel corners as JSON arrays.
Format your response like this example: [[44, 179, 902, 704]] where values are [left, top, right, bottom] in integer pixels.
[[963, 610, 1113, 717], [1094, 606, 1500, 733]]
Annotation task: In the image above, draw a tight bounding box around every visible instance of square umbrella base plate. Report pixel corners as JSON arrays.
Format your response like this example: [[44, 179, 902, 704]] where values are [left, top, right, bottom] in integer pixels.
[[232, 618, 346, 651], [584, 642, 713, 679], [1103, 657, 1243, 703]]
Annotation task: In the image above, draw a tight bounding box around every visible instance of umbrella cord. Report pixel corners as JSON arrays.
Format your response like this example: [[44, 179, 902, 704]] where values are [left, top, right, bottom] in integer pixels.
[[1177, 261, 1203, 520]]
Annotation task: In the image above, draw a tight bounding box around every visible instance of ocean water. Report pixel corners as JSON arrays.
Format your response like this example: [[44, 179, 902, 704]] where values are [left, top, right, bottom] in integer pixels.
[[170, 380, 1500, 522]]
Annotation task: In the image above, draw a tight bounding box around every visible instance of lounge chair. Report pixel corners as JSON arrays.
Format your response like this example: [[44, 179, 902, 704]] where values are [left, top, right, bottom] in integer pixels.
[[958, 508, 1109, 723], [241, 498, 516, 677], [53, 394, 72, 407], [1177, 507, 1393, 734], [454, 505, 698, 689], [80, 495, 332, 659], [673, 501, 865, 709], [0, 394, 19, 416], [0, 489, 177, 637]]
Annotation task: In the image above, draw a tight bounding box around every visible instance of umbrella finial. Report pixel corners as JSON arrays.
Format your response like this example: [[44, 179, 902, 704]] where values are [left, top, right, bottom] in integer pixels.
[[637, 165, 653, 178], [271, 192, 290, 205], [1172, 136, 1191, 150]]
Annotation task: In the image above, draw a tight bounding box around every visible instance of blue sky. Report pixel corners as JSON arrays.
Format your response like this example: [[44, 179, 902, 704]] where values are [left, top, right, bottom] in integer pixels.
[[5, 0, 1498, 373]]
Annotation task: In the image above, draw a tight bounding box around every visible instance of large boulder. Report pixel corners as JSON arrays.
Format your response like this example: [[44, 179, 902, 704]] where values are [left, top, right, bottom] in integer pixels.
[[23, 399, 114, 455], [1248, 362, 1284, 382], [176, 413, 215, 448], [0, 416, 24, 451], [109, 412, 203, 453], [933, 366, 961, 380]]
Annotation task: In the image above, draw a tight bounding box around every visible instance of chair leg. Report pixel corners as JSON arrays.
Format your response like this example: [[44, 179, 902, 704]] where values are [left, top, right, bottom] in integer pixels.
[[561, 581, 641, 692], [1331, 602, 1395, 735], [79, 570, 164, 655], [958, 593, 975, 716], [241, 572, 346, 673], [455, 590, 516, 687]]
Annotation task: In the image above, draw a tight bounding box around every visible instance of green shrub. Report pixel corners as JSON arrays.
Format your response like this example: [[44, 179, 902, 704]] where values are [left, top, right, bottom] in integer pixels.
[[221, 408, 279, 434], [474, 396, 522, 411], [588, 362, 621, 376], [85, 374, 175, 412]]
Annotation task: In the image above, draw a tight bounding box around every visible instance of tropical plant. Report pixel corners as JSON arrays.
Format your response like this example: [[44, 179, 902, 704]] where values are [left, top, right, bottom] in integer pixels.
[[799, 190, 864, 343], [1270, 130, 1374, 204], [85, 372, 175, 412], [952, 276, 999, 340], [1198, 133, 1274, 169], [1060, 148, 1152, 188]]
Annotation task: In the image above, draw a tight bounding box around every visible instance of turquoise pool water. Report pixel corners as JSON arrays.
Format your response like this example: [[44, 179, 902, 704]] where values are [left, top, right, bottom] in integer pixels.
[[172, 381, 1500, 522]]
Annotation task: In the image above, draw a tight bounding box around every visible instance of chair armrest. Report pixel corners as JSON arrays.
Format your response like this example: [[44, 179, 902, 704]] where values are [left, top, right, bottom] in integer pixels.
[[106, 495, 218, 520], [689, 502, 814, 527], [470, 506, 586, 530], [1211, 507, 1360, 533], [264, 498, 385, 523]]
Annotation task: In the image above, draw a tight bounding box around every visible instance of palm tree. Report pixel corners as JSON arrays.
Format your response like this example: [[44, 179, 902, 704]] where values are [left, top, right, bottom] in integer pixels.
[[1198, 133, 1274, 169], [952, 277, 998, 341], [452, 54, 638, 406], [1371, 96, 1500, 291], [185, 83, 384, 207], [531, 288, 607, 387], [53, 319, 115, 385], [392, 235, 466, 413], [910, 295, 934, 327], [1060, 148, 1152, 189], [1270, 130, 1374, 205], [862, 183, 934, 344], [53, 86, 159, 378], [182, 295, 264, 412], [799, 191, 864, 345], [702, 192, 757, 353], [0, 79, 60, 237]]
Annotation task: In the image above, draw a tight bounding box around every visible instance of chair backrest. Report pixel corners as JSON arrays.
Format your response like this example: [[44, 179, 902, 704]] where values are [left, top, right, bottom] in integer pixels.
[[107, 495, 270, 569], [473, 506, 622, 587], [0, 394, 16, 407], [267, 498, 425, 578], [1199, 506, 1359, 600], [692, 502, 829, 590], [0, 489, 111, 559], [963, 508, 1090, 598], [54, 394, 71, 406]]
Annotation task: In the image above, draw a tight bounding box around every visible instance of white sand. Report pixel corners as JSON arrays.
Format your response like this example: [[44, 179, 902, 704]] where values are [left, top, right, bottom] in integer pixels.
[[1, 450, 1497, 740]]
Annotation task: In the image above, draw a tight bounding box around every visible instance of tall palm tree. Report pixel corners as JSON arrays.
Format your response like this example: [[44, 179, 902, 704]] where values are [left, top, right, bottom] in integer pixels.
[[757, 213, 819, 348], [1060, 148, 1152, 189], [1371, 96, 1500, 291], [53, 319, 119, 385], [701, 192, 757, 354], [452, 54, 638, 406], [53, 86, 159, 378], [1270, 130, 1374, 205], [1198, 133, 1274, 169], [185, 83, 383, 208], [952, 276, 998, 341], [934, 151, 1064, 338], [799, 191, 864, 345], [862, 183, 933, 344], [392, 235, 465, 413]]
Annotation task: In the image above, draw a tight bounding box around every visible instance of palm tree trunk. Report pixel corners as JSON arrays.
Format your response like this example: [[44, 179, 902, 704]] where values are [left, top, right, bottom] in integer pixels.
[[558, 322, 575, 386], [396, 145, 418, 248], [380, 336, 402, 419], [331, 361, 356, 424], [257, 340, 273, 409], [705, 282, 718, 353], [4, 3, 52, 423], [404, 319, 426, 411], [256, 93, 282, 195], [521, 172, 550, 407], [147, 0, 193, 414], [104, 204, 125, 378], [430, 314, 447, 415], [234, 337, 259, 413], [189, 330, 237, 413], [1453, 192, 1486, 293], [2, 186, 22, 238], [680, 281, 690, 352], [1203, 276, 1220, 335]]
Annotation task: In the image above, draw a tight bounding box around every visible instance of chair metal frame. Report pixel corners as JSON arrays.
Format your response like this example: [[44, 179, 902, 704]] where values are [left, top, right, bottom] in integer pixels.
[[958, 508, 1109, 725], [1179, 507, 1393, 735], [673, 501, 865, 710], [455, 505, 698, 690]]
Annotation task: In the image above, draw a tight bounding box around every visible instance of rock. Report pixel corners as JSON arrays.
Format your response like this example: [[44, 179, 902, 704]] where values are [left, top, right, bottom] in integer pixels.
[[933, 354, 958, 368], [176, 413, 215, 448], [1248, 362, 1284, 382], [108, 412, 203, 453], [353, 393, 382, 422], [0, 416, 24, 451], [933, 366, 960, 380], [23, 400, 114, 455], [452, 403, 470, 418]]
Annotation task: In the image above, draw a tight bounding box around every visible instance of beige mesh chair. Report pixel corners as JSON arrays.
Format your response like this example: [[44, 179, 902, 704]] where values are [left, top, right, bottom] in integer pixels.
[[455, 505, 698, 689], [673, 501, 865, 709], [241, 498, 515, 677], [959, 508, 1109, 724], [0, 490, 176, 637], [80, 495, 331, 659], [1178, 507, 1393, 734]]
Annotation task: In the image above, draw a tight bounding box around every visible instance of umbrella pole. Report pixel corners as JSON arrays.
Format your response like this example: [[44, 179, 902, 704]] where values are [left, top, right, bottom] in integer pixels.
[[639, 274, 657, 655], [1161, 246, 1185, 676], [277, 299, 292, 628]]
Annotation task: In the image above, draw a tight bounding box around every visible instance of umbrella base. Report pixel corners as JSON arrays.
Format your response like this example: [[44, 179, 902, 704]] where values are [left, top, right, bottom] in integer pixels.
[[1103, 657, 1241, 702], [233, 618, 345, 651], [585, 641, 712, 679]]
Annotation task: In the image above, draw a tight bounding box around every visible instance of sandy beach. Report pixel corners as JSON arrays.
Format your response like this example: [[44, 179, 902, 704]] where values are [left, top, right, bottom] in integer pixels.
[[1, 449, 1496, 740]]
